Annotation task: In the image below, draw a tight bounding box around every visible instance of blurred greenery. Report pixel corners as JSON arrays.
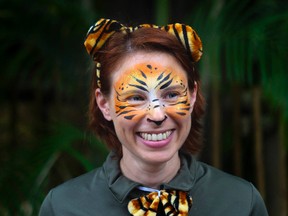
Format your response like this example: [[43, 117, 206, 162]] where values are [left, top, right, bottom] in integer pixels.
[[0, 0, 287, 215], [188, 0, 288, 119], [0, 0, 108, 214]]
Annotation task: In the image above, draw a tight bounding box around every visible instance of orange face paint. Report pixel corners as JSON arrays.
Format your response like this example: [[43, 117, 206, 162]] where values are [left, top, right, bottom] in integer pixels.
[[113, 63, 191, 121]]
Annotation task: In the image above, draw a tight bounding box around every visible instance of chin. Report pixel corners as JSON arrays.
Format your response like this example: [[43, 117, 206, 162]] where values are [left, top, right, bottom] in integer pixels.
[[140, 149, 179, 165]]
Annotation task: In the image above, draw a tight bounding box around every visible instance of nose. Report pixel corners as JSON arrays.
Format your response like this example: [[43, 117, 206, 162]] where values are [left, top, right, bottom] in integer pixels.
[[147, 104, 167, 126], [147, 115, 167, 126]]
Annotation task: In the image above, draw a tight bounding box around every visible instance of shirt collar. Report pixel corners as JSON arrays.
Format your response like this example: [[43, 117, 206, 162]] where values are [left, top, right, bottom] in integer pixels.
[[163, 152, 197, 191], [103, 151, 197, 203]]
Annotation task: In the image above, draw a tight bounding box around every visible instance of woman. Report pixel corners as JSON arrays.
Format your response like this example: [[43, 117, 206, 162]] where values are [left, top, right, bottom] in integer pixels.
[[39, 18, 268, 215]]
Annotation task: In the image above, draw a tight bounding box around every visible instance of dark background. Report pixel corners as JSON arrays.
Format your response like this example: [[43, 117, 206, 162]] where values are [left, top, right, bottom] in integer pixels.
[[0, 0, 287, 215]]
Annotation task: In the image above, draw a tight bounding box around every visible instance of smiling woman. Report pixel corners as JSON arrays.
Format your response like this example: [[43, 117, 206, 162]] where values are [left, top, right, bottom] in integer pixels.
[[96, 52, 196, 173], [88, 20, 204, 159], [39, 18, 268, 216]]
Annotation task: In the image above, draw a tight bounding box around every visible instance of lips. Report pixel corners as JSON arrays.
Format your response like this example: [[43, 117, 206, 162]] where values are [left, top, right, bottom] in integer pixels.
[[139, 130, 172, 141]]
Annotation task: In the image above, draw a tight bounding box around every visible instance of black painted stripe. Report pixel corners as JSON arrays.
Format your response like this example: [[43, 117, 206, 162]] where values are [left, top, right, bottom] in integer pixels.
[[139, 70, 147, 79], [124, 115, 136, 120], [133, 76, 148, 87], [176, 112, 187, 116], [129, 84, 148, 92], [116, 110, 134, 116], [157, 72, 164, 81], [160, 78, 173, 90], [155, 73, 171, 89]]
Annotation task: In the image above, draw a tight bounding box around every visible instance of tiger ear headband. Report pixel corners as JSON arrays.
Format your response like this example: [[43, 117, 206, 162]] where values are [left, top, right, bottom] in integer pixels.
[[84, 18, 203, 88]]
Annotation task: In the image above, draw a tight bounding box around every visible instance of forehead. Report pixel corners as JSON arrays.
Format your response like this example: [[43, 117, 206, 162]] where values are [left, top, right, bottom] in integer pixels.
[[111, 52, 187, 84]]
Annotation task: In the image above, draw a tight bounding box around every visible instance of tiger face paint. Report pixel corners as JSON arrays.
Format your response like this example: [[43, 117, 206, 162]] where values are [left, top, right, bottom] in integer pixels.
[[113, 63, 192, 122], [98, 51, 196, 167]]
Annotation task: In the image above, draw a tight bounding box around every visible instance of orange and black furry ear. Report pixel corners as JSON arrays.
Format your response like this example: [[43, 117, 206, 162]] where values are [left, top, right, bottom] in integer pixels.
[[84, 18, 203, 63], [84, 18, 125, 58], [161, 24, 203, 62]]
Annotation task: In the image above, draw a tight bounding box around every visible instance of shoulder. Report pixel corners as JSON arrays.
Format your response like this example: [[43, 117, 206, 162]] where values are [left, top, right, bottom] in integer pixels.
[[39, 167, 109, 215], [54, 167, 104, 194], [190, 161, 268, 215], [193, 160, 256, 197], [180, 153, 253, 191], [39, 153, 129, 216], [195, 161, 250, 188]]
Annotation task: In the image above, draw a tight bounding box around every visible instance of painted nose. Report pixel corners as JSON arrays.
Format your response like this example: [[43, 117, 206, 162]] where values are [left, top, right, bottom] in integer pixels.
[[147, 104, 167, 126], [147, 115, 167, 126]]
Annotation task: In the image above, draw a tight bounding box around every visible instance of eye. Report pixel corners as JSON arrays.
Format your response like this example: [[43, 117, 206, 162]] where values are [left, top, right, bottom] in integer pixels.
[[164, 92, 180, 100], [127, 95, 145, 102]]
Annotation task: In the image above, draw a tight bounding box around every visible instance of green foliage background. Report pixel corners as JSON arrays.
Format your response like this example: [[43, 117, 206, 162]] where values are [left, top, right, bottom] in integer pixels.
[[0, 0, 108, 214]]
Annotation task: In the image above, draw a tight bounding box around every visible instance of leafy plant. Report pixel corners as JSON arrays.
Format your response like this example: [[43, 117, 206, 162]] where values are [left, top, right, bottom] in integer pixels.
[[184, 0, 287, 214], [0, 0, 108, 214], [187, 0, 288, 119]]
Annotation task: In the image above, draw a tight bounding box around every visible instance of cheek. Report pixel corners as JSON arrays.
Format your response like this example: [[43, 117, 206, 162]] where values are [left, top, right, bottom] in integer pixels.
[[114, 98, 147, 122], [164, 95, 191, 119], [164, 105, 190, 120], [118, 109, 147, 122]]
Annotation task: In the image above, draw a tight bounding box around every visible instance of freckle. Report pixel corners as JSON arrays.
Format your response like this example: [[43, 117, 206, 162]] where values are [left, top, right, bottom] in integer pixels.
[[155, 67, 157, 70], [121, 87, 124, 90]]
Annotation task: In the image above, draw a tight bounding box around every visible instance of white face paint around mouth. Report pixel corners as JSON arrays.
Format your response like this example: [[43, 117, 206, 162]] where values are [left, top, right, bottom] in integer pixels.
[[140, 130, 172, 141]]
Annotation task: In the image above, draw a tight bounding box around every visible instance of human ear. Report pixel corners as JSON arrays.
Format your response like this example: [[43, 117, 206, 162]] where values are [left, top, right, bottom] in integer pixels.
[[189, 82, 198, 112], [95, 88, 112, 121]]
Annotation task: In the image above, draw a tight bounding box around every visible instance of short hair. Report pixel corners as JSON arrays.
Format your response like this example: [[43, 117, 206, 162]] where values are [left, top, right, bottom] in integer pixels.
[[88, 27, 205, 157]]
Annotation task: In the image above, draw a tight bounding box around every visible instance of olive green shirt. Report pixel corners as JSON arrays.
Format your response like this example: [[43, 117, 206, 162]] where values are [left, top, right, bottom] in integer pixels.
[[39, 152, 268, 215]]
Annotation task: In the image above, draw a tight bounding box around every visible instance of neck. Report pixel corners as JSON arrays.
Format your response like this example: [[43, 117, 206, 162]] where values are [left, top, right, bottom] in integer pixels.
[[120, 152, 181, 189]]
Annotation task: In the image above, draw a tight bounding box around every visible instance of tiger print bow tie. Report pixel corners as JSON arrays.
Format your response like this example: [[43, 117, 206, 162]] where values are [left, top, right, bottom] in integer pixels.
[[84, 18, 202, 63], [128, 188, 192, 216]]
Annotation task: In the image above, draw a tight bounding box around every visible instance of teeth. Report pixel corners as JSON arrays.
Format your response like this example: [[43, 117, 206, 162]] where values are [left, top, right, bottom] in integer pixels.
[[140, 131, 172, 141]]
